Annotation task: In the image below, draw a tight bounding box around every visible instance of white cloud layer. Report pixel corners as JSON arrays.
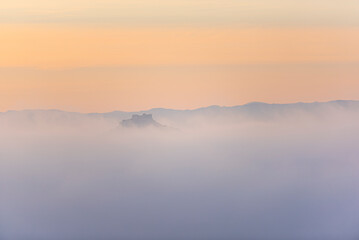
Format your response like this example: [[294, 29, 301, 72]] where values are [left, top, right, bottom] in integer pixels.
[[1, 102, 359, 239]]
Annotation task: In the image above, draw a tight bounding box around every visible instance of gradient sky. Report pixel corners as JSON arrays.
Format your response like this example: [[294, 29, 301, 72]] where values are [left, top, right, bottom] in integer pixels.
[[1, 0, 359, 112]]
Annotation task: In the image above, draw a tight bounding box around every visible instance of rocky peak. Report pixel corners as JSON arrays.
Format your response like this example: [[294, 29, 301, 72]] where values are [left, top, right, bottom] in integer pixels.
[[121, 113, 164, 128]]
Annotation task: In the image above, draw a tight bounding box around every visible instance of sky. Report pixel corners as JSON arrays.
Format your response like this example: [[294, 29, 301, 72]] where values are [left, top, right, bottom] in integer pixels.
[[1, 0, 359, 112]]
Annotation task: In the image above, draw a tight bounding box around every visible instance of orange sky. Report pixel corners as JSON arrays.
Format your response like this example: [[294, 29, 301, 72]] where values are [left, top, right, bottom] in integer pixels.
[[1, 25, 359, 68], [1, 0, 359, 112], [1, 62, 359, 112]]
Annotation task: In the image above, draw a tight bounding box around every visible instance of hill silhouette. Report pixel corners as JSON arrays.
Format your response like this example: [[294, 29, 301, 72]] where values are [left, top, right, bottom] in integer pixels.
[[121, 113, 165, 128]]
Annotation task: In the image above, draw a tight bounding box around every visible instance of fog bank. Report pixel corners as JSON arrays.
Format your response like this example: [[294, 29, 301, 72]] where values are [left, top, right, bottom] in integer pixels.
[[1, 103, 359, 240]]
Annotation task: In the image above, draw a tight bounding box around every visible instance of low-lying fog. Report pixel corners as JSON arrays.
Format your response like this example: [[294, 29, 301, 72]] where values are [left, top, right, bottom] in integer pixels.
[[1, 102, 359, 240]]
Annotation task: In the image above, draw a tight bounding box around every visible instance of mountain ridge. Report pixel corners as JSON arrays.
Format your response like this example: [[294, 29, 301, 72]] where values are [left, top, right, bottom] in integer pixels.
[[2, 100, 359, 129], [2, 100, 358, 115]]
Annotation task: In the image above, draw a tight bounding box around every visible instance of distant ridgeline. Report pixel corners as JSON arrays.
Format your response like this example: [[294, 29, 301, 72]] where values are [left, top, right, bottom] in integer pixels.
[[121, 114, 165, 128]]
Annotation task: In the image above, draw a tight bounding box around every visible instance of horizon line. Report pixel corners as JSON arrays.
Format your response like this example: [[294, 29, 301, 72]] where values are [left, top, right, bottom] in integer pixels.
[[1, 99, 358, 115]]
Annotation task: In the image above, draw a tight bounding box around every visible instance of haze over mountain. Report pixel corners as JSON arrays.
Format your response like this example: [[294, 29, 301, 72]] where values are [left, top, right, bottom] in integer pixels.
[[1, 100, 359, 240], [1, 100, 358, 131]]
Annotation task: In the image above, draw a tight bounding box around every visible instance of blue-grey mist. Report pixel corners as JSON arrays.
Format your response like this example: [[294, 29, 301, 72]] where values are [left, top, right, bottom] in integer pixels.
[[1, 101, 359, 240]]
